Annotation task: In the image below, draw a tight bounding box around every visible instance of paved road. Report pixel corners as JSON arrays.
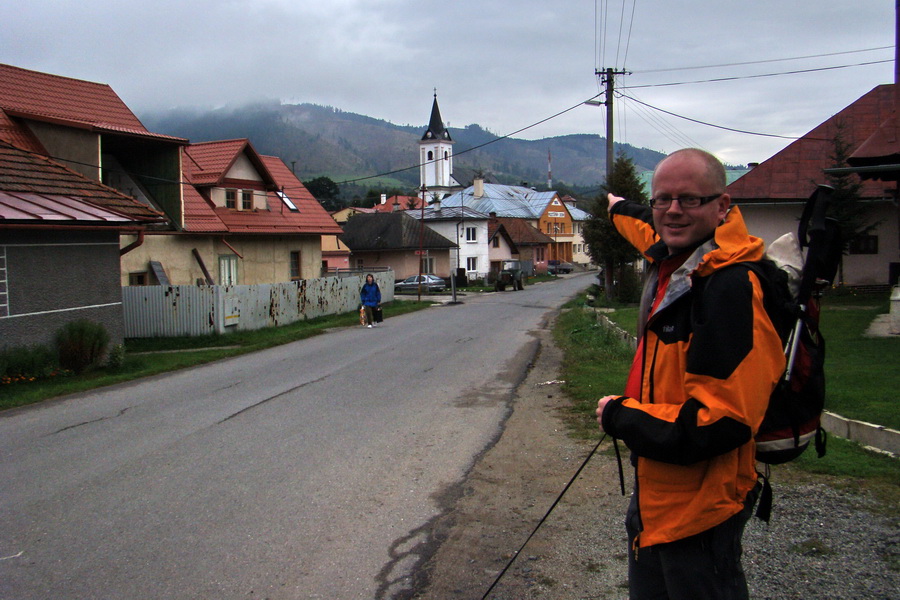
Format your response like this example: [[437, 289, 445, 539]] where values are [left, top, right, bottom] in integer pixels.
[[0, 273, 594, 600]]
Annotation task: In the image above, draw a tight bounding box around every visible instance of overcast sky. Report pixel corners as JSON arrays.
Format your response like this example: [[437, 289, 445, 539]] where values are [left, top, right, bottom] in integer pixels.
[[2, 1, 895, 167]]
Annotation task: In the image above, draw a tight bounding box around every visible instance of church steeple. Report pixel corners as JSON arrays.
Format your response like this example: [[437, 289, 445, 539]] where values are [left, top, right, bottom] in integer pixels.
[[421, 93, 452, 142], [419, 92, 454, 195]]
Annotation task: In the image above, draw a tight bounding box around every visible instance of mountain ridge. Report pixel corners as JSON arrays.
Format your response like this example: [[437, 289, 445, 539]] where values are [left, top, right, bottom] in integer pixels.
[[140, 101, 668, 192]]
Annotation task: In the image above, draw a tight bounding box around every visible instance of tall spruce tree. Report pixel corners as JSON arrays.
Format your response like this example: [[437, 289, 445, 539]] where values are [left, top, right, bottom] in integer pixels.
[[825, 122, 878, 248], [583, 153, 648, 301]]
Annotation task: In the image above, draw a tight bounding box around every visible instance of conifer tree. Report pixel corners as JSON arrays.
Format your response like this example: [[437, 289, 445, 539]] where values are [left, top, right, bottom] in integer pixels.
[[583, 153, 648, 301]]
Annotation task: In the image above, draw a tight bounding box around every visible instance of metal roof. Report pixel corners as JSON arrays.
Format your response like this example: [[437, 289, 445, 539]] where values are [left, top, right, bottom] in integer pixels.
[[0, 140, 165, 225]]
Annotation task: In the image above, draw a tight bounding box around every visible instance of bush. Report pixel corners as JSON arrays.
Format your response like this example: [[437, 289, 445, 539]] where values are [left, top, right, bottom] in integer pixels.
[[55, 320, 110, 374], [0, 344, 59, 383], [106, 344, 126, 370]]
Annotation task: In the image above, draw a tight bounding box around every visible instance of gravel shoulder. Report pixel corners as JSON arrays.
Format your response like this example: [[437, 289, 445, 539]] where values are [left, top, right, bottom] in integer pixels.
[[413, 327, 900, 600]]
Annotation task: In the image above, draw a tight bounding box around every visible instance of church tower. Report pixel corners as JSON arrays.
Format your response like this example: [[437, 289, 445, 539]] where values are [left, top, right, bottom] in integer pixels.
[[419, 93, 454, 197]]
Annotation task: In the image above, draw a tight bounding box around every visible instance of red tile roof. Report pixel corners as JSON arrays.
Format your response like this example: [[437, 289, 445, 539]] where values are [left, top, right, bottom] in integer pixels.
[[181, 181, 225, 233], [260, 155, 343, 234], [0, 140, 166, 225], [180, 140, 342, 235], [0, 63, 185, 145], [183, 139, 261, 186], [728, 85, 894, 202], [372, 195, 423, 212]]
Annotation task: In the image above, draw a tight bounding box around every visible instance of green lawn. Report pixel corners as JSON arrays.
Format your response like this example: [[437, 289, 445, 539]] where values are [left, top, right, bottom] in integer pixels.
[[0, 301, 432, 411]]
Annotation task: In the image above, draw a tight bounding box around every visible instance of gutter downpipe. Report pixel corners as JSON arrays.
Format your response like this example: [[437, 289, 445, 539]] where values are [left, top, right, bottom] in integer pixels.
[[220, 237, 244, 259], [119, 229, 144, 256]]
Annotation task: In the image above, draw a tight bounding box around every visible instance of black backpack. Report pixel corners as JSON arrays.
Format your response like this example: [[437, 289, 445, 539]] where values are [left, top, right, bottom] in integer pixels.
[[745, 185, 842, 521], [751, 185, 842, 465]]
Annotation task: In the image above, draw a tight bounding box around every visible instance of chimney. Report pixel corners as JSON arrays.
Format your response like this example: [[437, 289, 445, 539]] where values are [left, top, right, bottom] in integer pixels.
[[748, 162, 759, 169], [380, 193, 387, 205], [432, 197, 441, 212], [474, 176, 484, 198]]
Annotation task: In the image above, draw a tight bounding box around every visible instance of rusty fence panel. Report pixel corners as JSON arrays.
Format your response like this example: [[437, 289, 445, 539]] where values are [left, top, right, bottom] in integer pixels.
[[123, 272, 394, 338]]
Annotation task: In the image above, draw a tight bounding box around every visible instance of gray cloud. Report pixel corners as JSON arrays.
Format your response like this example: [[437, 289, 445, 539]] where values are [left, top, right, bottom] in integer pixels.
[[1, 0, 894, 165]]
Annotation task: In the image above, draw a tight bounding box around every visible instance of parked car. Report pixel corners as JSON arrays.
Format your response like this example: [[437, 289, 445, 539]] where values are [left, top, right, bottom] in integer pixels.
[[548, 260, 574, 275], [394, 274, 446, 293]]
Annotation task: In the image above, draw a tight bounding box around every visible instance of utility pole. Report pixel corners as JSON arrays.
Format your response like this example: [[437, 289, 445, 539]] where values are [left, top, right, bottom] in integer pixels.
[[594, 68, 629, 177]]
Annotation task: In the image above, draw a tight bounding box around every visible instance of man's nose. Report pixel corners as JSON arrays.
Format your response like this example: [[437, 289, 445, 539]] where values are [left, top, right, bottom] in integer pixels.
[[665, 199, 685, 214]]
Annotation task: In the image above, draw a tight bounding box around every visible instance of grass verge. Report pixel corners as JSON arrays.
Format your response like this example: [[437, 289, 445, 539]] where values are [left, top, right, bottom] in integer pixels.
[[1, 301, 432, 411], [552, 291, 899, 511]]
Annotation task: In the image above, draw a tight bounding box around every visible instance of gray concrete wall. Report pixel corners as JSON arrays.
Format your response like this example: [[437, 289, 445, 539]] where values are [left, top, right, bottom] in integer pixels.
[[1, 230, 125, 349]]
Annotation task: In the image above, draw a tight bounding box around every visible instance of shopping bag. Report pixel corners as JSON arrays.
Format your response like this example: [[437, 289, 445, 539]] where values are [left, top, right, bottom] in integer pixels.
[[359, 305, 366, 326], [374, 306, 383, 323]]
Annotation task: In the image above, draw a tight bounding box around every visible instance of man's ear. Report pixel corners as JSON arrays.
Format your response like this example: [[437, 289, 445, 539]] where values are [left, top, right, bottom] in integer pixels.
[[717, 193, 731, 220]]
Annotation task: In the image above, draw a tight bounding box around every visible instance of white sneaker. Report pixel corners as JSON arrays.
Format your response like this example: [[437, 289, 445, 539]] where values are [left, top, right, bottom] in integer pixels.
[[367, 324, 373, 328]]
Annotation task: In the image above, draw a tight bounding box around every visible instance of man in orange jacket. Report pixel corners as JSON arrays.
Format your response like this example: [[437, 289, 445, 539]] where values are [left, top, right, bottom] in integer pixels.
[[596, 149, 784, 599]]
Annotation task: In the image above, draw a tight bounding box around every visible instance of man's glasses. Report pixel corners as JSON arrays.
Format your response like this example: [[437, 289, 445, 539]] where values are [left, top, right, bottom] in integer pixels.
[[649, 194, 722, 210]]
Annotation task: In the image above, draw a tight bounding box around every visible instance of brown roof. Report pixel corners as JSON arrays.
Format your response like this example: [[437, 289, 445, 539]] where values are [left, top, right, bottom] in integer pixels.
[[0, 140, 166, 225], [494, 216, 553, 246], [727, 85, 894, 202], [0, 63, 185, 146], [488, 219, 518, 253], [339, 212, 456, 251]]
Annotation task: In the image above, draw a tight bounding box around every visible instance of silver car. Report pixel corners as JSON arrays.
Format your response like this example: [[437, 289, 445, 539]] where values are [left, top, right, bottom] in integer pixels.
[[394, 274, 446, 292]]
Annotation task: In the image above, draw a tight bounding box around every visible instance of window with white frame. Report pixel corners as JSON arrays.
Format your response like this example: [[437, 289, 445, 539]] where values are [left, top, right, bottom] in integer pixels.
[[465, 226, 477, 242], [219, 255, 238, 285], [466, 257, 477, 271], [421, 257, 435, 274]]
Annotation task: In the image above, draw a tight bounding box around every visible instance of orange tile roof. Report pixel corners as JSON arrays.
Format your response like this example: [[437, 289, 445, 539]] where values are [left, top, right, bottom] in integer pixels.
[[0, 140, 165, 224], [728, 85, 894, 202], [0, 63, 185, 144]]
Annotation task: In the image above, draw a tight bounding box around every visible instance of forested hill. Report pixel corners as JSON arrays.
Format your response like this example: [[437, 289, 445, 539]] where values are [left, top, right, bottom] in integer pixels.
[[141, 101, 667, 191]]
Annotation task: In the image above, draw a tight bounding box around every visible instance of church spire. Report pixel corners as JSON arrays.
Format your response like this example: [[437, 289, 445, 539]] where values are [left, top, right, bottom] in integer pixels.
[[421, 92, 452, 142]]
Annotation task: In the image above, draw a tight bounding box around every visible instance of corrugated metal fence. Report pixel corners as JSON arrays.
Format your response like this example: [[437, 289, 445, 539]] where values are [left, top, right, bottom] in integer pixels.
[[122, 272, 394, 338]]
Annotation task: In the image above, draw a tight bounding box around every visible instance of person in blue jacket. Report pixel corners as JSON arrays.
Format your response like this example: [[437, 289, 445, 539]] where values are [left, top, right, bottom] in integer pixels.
[[359, 274, 382, 328]]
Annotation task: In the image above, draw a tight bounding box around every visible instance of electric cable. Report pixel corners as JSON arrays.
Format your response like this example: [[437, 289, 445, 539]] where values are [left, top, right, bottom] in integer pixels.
[[638, 45, 893, 74], [623, 59, 892, 90], [619, 92, 829, 141]]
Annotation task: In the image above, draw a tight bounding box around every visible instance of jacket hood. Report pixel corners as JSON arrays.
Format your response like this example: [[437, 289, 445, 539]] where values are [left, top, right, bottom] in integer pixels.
[[691, 205, 765, 277]]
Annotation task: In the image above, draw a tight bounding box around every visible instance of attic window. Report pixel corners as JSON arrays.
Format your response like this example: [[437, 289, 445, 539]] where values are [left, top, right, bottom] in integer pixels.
[[277, 190, 299, 212]]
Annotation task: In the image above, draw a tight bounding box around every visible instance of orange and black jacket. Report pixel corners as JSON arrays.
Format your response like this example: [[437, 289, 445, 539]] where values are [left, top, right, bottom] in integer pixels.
[[602, 200, 785, 548]]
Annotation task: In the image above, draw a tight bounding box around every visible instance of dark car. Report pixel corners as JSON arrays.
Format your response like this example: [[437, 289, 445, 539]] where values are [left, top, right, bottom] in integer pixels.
[[394, 274, 446, 293], [548, 260, 574, 274]]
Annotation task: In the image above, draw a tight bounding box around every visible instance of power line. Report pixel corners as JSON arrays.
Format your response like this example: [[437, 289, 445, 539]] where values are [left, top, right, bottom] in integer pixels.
[[618, 92, 828, 141], [637, 45, 893, 74], [623, 59, 892, 90]]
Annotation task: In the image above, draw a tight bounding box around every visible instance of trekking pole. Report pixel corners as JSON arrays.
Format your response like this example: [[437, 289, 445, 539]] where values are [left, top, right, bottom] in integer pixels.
[[480, 433, 608, 600]]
